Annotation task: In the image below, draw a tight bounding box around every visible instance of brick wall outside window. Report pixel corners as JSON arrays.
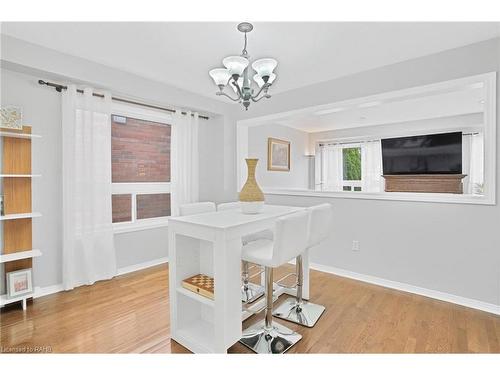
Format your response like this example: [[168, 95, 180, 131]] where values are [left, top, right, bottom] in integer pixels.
[[111, 114, 171, 224], [137, 193, 171, 219], [112, 194, 132, 223], [112, 116, 171, 183]]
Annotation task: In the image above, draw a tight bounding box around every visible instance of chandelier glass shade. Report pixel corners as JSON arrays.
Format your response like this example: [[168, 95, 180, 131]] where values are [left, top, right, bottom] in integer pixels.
[[222, 56, 249, 76], [208, 22, 278, 110]]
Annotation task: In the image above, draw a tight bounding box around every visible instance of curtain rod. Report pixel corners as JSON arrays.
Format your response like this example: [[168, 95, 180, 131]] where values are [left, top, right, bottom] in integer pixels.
[[38, 80, 210, 120], [319, 132, 480, 147]]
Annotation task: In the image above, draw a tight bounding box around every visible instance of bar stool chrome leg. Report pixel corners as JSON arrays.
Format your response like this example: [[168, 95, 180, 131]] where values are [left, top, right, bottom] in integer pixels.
[[272, 255, 325, 328], [240, 267, 302, 354], [241, 261, 264, 303]]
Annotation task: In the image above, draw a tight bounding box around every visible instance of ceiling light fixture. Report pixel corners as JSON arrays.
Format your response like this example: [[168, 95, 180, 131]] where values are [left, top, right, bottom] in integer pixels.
[[208, 22, 278, 110]]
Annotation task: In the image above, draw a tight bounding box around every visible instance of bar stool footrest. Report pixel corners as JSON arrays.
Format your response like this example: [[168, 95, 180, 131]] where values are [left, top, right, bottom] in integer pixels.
[[241, 282, 265, 303]]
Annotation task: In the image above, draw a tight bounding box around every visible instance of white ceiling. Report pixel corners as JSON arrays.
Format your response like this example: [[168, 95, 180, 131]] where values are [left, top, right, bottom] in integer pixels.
[[246, 78, 487, 133], [273, 88, 485, 132], [1, 22, 499, 101]]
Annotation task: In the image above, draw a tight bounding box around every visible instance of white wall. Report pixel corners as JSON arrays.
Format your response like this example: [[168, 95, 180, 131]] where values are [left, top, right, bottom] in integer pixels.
[[247, 123, 309, 189], [228, 37, 500, 307]]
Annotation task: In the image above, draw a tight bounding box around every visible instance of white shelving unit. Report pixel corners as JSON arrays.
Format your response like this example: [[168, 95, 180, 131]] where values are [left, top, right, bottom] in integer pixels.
[[0, 249, 42, 263], [0, 174, 41, 178], [1, 126, 42, 311], [0, 131, 42, 139], [0, 292, 34, 310], [0, 212, 42, 221]]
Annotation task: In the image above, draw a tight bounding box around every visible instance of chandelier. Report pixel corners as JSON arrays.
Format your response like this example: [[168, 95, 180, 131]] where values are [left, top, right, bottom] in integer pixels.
[[209, 22, 278, 110]]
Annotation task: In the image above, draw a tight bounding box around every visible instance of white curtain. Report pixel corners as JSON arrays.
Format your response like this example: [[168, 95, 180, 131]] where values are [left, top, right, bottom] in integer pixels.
[[62, 85, 116, 291], [170, 110, 199, 216], [320, 145, 343, 191], [361, 140, 383, 192], [462, 133, 484, 194]]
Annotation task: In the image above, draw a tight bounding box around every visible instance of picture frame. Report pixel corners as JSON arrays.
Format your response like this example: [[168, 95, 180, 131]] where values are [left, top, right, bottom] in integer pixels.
[[6, 268, 33, 299], [0, 105, 23, 130], [267, 137, 290, 171]]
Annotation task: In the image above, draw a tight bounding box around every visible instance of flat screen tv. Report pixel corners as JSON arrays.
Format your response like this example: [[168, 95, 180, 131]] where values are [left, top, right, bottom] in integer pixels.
[[381, 132, 462, 175]]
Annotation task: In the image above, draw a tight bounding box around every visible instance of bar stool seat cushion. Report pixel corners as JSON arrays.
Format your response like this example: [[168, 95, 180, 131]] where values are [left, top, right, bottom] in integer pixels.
[[241, 239, 274, 266], [242, 229, 274, 245]]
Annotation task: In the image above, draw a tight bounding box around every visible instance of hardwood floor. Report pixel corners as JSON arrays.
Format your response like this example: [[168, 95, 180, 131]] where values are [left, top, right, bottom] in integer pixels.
[[1, 263, 499, 353]]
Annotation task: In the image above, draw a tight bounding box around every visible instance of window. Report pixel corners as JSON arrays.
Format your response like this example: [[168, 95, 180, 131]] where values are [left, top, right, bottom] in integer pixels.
[[342, 147, 362, 191], [111, 104, 172, 232], [319, 142, 380, 192]]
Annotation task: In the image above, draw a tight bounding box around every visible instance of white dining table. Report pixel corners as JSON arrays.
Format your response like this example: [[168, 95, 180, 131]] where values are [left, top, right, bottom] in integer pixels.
[[168, 204, 310, 353]]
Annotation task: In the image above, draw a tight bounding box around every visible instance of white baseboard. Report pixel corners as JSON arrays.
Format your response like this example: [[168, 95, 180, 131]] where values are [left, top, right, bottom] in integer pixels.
[[309, 262, 500, 316], [116, 257, 169, 276], [34, 284, 64, 298], [29, 258, 169, 301]]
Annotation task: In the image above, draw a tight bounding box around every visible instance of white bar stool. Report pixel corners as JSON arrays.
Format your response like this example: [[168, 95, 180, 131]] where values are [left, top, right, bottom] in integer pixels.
[[217, 201, 272, 303], [239, 210, 310, 354], [273, 203, 332, 327], [179, 201, 216, 216]]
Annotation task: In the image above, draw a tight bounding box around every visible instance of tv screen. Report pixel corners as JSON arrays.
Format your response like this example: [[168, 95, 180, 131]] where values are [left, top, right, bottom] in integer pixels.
[[381, 132, 462, 175]]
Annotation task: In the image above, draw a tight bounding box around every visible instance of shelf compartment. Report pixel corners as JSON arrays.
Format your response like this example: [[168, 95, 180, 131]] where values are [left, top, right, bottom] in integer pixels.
[[175, 318, 215, 353], [0, 174, 41, 178], [0, 131, 41, 139], [0, 212, 42, 221], [0, 249, 42, 263], [176, 286, 215, 307]]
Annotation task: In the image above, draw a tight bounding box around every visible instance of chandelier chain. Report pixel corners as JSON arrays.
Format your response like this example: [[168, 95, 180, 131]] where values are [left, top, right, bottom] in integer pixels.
[[242, 32, 248, 56]]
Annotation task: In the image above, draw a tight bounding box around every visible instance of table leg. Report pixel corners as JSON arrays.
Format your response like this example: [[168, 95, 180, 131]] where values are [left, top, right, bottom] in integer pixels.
[[213, 234, 243, 353], [168, 228, 178, 337]]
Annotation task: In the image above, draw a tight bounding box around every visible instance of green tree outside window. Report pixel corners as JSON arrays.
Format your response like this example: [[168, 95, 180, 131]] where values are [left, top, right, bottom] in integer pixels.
[[343, 147, 362, 181]]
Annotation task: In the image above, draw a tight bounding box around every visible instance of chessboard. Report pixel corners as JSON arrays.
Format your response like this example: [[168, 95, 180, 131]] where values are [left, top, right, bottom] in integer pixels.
[[182, 274, 215, 300]]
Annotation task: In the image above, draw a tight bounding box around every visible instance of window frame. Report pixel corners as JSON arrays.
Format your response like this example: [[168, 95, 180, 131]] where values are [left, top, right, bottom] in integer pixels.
[[319, 143, 363, 192], [111, 102, 173, 234]]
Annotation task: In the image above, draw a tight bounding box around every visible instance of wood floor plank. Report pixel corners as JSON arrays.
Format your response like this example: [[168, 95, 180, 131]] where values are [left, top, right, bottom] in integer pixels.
[[1, 263, 499, 353]]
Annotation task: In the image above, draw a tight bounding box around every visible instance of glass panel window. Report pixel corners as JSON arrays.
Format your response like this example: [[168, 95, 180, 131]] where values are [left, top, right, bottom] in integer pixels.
[[112, 115, 171, 183], [112, 194, 132, 223], [136, 193, 171, 220], [342, 147, 362, 181], [111, 107, 172, 231]]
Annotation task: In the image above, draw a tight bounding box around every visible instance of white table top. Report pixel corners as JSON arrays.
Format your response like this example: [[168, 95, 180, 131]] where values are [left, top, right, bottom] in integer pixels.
[[168, 204, 304, 230]]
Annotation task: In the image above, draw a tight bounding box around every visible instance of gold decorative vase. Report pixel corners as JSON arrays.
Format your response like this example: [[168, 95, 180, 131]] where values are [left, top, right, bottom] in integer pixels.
[[239, 158, 265, 214]]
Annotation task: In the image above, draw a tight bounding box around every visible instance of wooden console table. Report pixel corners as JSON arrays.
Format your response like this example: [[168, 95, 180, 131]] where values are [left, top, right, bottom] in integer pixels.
[[383, 174, 466, 194]]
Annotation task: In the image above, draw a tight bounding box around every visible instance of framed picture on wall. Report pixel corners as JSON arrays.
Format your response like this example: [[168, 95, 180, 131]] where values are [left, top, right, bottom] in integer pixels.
[[6, 269, 33, 299], [267, 137, 290, 171]]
